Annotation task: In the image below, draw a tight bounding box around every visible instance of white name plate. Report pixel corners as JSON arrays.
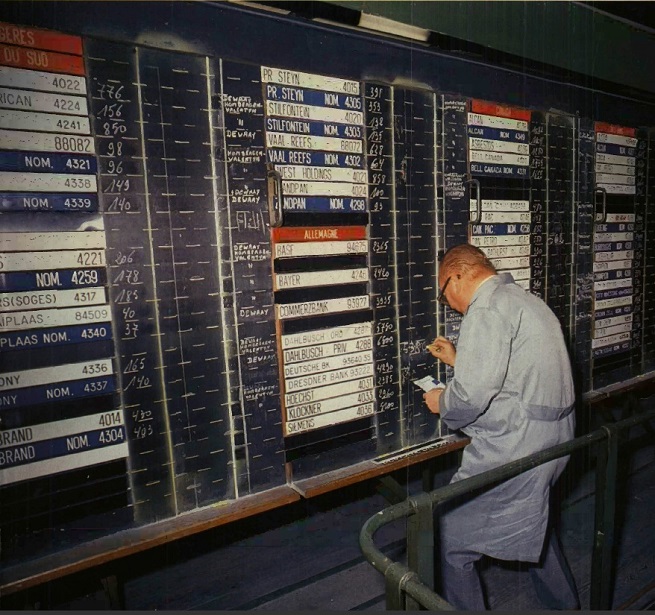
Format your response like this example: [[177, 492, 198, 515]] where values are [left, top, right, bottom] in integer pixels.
[[0, 304, 111, 333], [595, 296, 633, 310], [490, 256, 530, 270], [0, 358, 113, 392], [275, 268, 368, 290], [277, 165, 367, 183], [0, 249, 105, 272], [0, 287, 106, 313], [468, 112, 528, 132], [596, 132, 638, 147], [282, 180, 367, 197], [275, 239, 367, 259], [595, 163, 635, 176], [0, 411, 124, 450], [0, 172, 96, 192], [265, 102, 363, 125], [0, 86, 88, 115], [0, 442, 128, 486], [283, 350, 373, 379], [594, 278, 632, 292], [285, 402, 375, 435], [594, 232, 633, 242], [470, 235, 530, 247], [0, 109, 90, 134], [480, 244, 530, 259], [0, 65, 87, 95], [595, 152, 635, 166], [479, 211, 531, 224], [591, 331, 631, 349], [286, 388, 374, 420], [285, 362, 374, 393], [593, 259, 632, 272], [470, 150, 529, 166], [282, 322, 372, 350], [283, 336, 372, 364], [276, 295, 370, 320], [0, 129, 94, 154], [261, 66, 360, 96], [594, 250, 633, 262], [594, 314, 633, 329], [593, 322, 633, 339], [470, 199, 530, 212], [469, 137, 529, 155], [284, 375, 374, 406]]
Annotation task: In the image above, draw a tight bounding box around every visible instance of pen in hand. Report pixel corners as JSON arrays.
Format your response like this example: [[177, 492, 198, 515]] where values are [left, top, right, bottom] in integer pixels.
[[426, 337, 456, 367]]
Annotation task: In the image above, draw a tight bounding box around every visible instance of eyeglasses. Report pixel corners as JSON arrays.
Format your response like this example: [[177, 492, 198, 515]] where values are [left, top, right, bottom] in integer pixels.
[[437, 276, 451, 306]]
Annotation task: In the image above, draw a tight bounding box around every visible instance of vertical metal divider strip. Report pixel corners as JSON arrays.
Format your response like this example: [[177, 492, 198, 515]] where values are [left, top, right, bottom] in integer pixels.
[[217, 59, 251, 495], [85, 44, 134, 512], [435, 92, 443, 439], [569, 118, 578, 348], [639, 130, 648, 370], [384, 562, 406, 610], [544, 113, 550, 301], [590, 439, 607, 609], [370, 92, 380, 437], [406, 497, 436, 594], [590, 123, 596, 390], [134, 47, 179, 515], [207, 57, 240, 498], [630, 137, 648, 375], [389, 86, 406, 448], [364, 81, 378, 445], [152, 58, 196, 505], [590, 424, 618, 610], [642, 130, 651, 370], [603, 425, 620, 610]]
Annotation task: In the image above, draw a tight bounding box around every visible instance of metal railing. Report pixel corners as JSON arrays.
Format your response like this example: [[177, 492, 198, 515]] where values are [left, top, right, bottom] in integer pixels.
[[360, 406, 655, 610]]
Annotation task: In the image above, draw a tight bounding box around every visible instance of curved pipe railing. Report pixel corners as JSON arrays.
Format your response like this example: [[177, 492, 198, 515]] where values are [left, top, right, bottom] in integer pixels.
[[360, 406, 655, 610]]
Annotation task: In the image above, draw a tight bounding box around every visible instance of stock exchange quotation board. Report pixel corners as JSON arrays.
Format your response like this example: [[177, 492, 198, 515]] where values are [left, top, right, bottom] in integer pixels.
[[0, 9, 653, 566]]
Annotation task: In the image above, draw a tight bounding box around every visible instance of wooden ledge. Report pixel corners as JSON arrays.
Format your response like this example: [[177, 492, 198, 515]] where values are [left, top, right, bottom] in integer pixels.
[[291, 435, 469, 499], [1, 436, 472, 595], [0, 485, 300, 596]]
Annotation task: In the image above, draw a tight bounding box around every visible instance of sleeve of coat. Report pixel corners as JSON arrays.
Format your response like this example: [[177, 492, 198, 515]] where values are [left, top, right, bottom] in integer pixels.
[[440, 306, 512, 431]]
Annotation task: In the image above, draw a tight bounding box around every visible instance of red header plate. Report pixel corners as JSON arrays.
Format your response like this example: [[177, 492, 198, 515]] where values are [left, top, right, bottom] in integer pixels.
[[0, 43, 85, 75], [471, 99, 531, 122], [0, 22, 82, 55], [272, 226, 367, 243], [594, 122, 636, 137]]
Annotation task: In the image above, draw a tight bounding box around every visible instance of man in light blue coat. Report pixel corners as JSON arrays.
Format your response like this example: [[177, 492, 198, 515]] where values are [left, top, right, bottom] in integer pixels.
[[424, 243, 580, 610]]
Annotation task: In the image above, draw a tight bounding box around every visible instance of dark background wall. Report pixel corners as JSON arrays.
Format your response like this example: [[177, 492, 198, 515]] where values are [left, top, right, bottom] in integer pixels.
[[311, 1, 655, 94]]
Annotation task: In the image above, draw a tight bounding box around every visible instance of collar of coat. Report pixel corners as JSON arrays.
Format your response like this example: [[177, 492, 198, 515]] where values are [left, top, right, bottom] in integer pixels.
[[466, 272, 515, 313]]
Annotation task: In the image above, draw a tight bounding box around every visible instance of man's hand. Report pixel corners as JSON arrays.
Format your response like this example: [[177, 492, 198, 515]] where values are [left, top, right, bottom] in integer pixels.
[[423, 388, 443, 415], [426, 336, 456, 367]]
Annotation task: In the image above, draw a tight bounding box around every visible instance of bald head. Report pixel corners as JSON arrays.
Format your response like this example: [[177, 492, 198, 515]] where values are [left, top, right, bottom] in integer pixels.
[[440, 244, 497, 279], [438, 244, 497, 313]]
